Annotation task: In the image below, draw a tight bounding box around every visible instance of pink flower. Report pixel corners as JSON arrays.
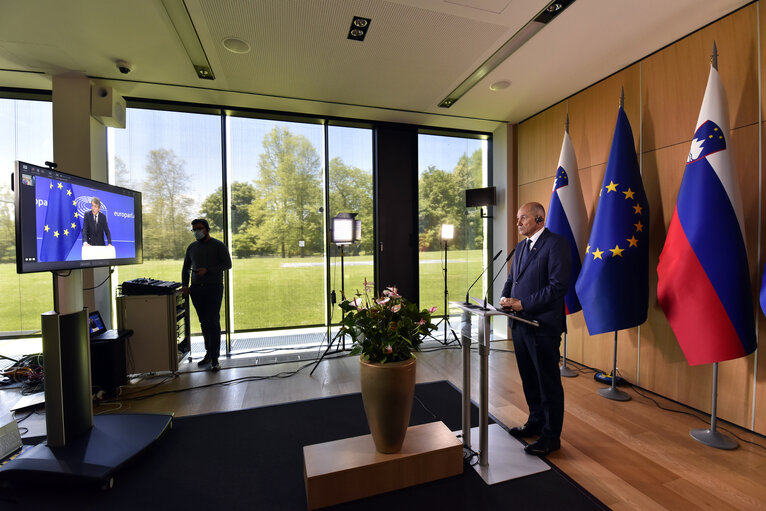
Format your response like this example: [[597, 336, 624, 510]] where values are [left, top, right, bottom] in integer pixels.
[[384, 345, 393, 354], [391, 304, 401, 313], [418, 318, 426, 325], [364, 277, 374, 292], [376, 297, 390, 305], [387, 286, 400, 298], [428, 306, 438, 314]]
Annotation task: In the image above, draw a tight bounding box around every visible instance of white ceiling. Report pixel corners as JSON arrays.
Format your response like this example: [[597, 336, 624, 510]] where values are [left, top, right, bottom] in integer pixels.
[[0, 0, 750, 132]]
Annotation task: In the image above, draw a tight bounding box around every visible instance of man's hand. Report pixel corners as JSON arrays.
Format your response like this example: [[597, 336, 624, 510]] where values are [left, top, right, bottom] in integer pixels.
[[83, 242, 90, 246], [195, 267, 208, 276], [507, 298, 523, 312], [499, 297, 512, 309]]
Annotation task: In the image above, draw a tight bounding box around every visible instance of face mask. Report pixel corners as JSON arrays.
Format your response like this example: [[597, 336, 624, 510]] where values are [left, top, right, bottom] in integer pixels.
[[193, 229, 205, 240]]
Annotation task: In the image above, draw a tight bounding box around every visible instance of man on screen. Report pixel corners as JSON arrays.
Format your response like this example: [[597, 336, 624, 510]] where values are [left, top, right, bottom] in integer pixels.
[[82, 197, 112, 246]]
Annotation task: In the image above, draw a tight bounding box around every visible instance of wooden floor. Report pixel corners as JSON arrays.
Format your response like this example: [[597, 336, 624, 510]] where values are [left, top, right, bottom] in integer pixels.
[[4, 341, 766, 509]]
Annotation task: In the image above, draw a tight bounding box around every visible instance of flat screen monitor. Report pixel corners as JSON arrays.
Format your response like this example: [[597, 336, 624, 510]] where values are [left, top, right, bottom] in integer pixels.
[[465, 186, 496, 208], [13, 161, 143, 273]]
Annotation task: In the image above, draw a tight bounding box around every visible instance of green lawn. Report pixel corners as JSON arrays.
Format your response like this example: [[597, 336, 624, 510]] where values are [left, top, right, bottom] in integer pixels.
[[0, 249, 484, 333]]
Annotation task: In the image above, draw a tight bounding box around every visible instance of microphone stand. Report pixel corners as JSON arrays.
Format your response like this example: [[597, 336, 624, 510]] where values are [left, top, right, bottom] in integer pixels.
[[483, 248, 515, 310], [465, 250, 503, 306]]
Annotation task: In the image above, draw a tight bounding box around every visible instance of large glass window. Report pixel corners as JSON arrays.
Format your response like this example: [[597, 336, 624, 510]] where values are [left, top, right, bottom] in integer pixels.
[[109, 108, 224, 337], [418, 134, 488, 317], [0, 98, 53, 334], [327, 125, 373, 322], [227, 117, 325, 331]]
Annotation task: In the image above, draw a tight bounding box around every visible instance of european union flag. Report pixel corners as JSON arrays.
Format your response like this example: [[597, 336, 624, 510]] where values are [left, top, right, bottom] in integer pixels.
[[761, 264, 766, 318], [575, 106, 649, 334], [39, 178, 82, 262]]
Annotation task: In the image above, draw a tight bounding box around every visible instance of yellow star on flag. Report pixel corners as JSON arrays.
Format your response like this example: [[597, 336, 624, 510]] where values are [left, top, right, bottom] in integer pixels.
[[610, 244, 624, 257], [592, 248, 604, 260], [633, 203, 643, 215], [67, 189, 72, 196], [605, 181, 619, 193], [634, 220, 644, 232], [63, 229, 69, 236], [626, 236, 638, 247], [74, 212, 79, 218], [585, 244, 590, 255], [71, 222, 76, 229], [49, 183, 53, 189], [57, 182, 63, 189], [72, 200, 76, 205], [54, 231, 60, 238], [622, 188, 635, 200], [44, 225, 50, 232]]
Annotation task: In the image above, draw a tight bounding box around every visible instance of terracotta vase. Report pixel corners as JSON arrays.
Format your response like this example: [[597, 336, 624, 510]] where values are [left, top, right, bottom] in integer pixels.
[[359, 356, 416, 454]]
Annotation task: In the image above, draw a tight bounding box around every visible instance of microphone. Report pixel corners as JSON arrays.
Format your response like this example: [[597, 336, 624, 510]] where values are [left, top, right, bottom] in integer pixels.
[[483, 247, 515, 310], [465, 249, 503, 306]]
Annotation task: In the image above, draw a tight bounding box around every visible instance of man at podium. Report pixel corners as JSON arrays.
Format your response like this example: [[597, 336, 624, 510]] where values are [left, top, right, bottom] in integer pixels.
[[500, 202, 571, 456]]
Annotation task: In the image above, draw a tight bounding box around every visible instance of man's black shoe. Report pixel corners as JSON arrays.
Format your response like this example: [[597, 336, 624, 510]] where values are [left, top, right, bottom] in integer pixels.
[[508, 424, 542, 439], [197, 355, 211, 367], [524, 436, 560, 456], [210, 360, 220, 372]]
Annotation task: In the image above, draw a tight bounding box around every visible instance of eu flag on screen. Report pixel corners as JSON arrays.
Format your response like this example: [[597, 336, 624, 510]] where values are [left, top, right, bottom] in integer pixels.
[[546, 130, 588, 314], [574, 105, 649, 335], [39, 179, 82, 262], [657, 64, 756, 365]]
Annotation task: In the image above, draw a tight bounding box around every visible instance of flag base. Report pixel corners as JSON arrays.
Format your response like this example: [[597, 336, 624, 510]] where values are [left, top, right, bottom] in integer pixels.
[[559, 365, 577, 378], [598, 387, 630, 401], [690, 428, 738, 450]]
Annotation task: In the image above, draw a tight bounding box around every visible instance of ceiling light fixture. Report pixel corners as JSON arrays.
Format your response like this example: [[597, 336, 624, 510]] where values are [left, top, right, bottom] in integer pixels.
[[438, 0, 575, 108], [489, 80, 511, 91], [222, 37, 251, 54], [348, 16, 372, 41], [161, 0, 215, 80]]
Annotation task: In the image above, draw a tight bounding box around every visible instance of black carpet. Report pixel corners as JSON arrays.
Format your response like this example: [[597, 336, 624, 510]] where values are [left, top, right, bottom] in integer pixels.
[[1, 381, 608, 510]]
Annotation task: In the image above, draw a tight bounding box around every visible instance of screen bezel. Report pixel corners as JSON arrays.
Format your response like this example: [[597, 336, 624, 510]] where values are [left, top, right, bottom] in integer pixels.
[[14, 161, 143, 274]]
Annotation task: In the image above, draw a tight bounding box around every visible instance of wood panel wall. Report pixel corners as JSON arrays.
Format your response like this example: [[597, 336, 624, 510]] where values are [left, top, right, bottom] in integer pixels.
[[514, 3, 765, 433]]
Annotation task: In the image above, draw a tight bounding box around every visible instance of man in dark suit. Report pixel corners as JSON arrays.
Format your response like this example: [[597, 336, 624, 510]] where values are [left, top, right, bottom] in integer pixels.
[[500, 202, 571, 456], [82, 197, 112, 246]]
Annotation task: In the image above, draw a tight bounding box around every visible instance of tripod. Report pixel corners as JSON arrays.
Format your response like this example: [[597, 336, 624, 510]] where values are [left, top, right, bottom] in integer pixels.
[[434, 239, 460, 346], [310, 244, 348, 375]]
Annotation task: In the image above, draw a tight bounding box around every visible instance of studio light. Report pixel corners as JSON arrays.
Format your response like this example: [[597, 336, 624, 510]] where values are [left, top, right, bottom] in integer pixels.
[[441, 224, 455, 241], [331, 213, 359, 245]]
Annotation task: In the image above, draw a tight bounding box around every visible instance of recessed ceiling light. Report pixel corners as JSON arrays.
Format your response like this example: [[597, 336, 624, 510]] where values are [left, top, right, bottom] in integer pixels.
[[348, 16, 371, 41], [222, 37, 251, 54], [489, 80, 511, 91]]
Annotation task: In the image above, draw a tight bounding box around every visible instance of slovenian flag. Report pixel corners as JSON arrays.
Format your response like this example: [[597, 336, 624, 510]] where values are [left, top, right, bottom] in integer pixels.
[[575, 105, 649, 335], [657, 64, 756, 365], [545, 130, 588, 314]]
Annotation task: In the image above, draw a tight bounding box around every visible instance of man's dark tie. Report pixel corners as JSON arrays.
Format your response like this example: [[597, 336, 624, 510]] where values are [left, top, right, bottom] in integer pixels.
[[519, 239, 529, 267], [95, 214, 98, 225]]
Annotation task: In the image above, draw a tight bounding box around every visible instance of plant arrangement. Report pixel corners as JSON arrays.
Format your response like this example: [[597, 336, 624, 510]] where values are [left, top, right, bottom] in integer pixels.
[[339, 279, 438, 363]]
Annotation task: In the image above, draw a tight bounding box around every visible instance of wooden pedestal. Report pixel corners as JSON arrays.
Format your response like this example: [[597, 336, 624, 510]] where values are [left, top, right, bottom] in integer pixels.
[[303, 421, 463, 510]]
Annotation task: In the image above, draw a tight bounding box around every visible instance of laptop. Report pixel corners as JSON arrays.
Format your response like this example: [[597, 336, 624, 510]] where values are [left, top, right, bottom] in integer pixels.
[[0, 420, 22, 460], [89, 311, 108, 337]]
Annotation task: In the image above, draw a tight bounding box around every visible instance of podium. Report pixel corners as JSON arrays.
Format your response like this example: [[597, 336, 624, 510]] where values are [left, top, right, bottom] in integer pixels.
[[451, 301, 547, 484], [81, 244, 116, 260]]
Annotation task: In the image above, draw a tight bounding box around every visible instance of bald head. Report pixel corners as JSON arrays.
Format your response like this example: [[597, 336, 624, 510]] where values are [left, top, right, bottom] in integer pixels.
[[517, 202, 545, 238]]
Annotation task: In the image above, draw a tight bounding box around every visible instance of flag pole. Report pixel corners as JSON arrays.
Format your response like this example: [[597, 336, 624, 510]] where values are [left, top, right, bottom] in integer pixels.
[[598, 331, 630, 400], [690, 362, 737, 449], [560, 329, 577, 377]]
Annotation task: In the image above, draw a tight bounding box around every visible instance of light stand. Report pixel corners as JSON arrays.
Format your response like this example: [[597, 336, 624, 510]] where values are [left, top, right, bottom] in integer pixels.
[[310, 213, 359, 376], [434, 224, 460, 346]]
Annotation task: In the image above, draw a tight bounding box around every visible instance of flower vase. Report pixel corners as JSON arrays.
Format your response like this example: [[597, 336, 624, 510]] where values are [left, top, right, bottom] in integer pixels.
[[359, 356, 416, 454]]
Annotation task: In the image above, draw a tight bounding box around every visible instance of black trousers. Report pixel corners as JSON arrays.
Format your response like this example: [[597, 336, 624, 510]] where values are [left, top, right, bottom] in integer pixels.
[[511, 323, 564, 439], [189, 283, 223, 361]]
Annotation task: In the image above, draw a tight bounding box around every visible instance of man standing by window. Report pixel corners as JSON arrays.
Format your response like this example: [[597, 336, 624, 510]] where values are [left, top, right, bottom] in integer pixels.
[[182, 218, 232, 371]]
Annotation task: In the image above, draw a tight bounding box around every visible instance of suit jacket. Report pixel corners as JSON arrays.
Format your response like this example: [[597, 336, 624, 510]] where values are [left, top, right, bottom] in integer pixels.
[[82, 211, 112, 246], [500, 228, 571, 336]]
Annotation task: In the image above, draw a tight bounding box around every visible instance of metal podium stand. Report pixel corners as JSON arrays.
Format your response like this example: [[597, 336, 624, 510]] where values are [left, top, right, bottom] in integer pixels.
[[452, 301, 548, 484]]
